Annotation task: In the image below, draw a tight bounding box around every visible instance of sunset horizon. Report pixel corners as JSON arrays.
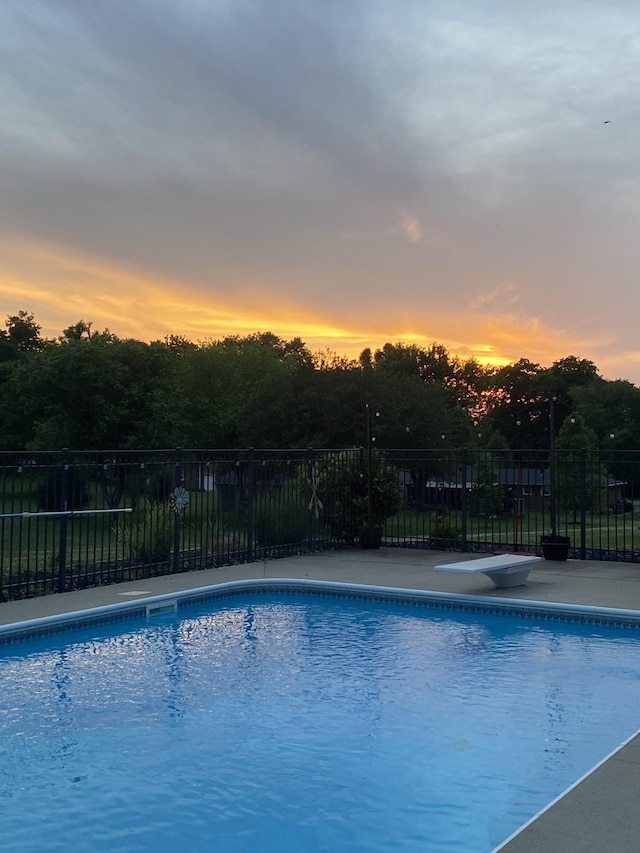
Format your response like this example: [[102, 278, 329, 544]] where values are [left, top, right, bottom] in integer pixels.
[[0, 239, 628, 380]]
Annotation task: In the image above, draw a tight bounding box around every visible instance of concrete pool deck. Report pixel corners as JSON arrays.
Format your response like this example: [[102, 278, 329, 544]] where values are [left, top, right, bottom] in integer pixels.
[[2, 547, 640, 852]]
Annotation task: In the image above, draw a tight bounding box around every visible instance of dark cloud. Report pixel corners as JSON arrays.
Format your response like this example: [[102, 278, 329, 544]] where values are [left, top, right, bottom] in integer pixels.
[[2, 0, 436, 189], [1, 0, 640, 376], [0, 0, 450, 284]]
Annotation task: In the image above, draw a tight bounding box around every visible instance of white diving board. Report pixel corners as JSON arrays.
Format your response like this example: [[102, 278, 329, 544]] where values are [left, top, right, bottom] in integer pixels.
[[434, 554, 542, 589]]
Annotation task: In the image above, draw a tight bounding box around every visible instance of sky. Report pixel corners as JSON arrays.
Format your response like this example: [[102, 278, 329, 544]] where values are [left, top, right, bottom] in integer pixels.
[[1, 0, 639, 380]]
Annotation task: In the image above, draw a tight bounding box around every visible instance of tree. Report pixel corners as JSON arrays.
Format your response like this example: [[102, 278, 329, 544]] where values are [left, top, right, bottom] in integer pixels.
[[547, 356, 599, 391], [570, 378, 640, 496], [0, 335, 180, 450], [483, 359, 548, 449], [60, 320, 93, 341], [555, 412, 602, 520], [468, 427, 511, 516], [483, 356, 601, 451], [369, 341, 456, 385], [571, 378, 640, 450], [162, 334, 198, 354], [174, 333, 314, 448], [0, 310, 47, 361], [297, 361, 366, 447], [448, 356, 494, 420]]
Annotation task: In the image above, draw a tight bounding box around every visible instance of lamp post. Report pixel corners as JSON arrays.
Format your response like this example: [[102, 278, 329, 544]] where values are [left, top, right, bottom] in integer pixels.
[[366, 402, 373, 529], [515, 419, 522, 552], [361, 402, 381, 548], [540, 394, 570, 560], [549, 395, 557, 537]]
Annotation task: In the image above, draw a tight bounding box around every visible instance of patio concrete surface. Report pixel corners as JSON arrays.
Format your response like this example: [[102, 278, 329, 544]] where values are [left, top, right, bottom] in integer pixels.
[[2, 547, 640, 852]]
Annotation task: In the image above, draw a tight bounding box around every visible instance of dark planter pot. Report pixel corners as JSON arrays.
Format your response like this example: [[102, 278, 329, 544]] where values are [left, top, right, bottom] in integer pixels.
[[358, 525, 383, 549], [540, 535, 571, 561]]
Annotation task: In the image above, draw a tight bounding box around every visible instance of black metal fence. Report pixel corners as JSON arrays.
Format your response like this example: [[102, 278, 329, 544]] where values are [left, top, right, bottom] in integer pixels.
[[1, 447, 639, 601]]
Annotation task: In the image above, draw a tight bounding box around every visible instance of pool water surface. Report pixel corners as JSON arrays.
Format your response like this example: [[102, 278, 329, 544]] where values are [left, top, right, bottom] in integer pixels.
[[1, 591, 640, 852]]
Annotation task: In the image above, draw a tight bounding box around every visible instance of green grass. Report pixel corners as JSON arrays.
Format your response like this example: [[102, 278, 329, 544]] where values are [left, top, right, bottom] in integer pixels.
[[384, 508, 640, 551]]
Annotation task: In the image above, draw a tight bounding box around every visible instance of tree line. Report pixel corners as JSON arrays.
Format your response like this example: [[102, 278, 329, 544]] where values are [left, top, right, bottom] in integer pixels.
[[1, 310, 638, 453]]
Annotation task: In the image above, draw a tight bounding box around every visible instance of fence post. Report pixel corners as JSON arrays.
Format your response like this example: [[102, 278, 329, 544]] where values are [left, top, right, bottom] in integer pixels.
[[57, 448, 70, 593], [246, 448, 255, 562], [173, 448, 182, 573], [579, 449, 587, 559]]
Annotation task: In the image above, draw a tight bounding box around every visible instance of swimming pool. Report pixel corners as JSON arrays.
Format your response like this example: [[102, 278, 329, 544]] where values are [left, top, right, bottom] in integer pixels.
[[2, 580, 640, 852]]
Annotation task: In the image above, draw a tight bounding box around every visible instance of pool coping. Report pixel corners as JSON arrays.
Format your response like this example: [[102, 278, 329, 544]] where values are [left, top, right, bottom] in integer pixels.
[[3, 575, 640, 853], [490, 728, 640, 852]]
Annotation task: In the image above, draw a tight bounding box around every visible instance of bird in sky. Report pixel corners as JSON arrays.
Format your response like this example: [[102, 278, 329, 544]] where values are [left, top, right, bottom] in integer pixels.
[[603, 120, 611, 124]]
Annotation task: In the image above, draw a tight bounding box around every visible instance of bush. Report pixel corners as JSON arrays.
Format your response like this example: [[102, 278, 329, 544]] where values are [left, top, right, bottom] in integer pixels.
[[428, 509, 461, 549], [467, 483, 505, 517], [313, 450, 399, 543], [118, 504, 174, 563], [254, 501, 308, 546]]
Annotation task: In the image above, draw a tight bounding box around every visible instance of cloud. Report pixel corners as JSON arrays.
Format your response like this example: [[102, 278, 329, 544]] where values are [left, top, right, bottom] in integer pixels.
[[470, 283, 518, 310], [400, 212, 423, 244], [0, 0, 640, 381]]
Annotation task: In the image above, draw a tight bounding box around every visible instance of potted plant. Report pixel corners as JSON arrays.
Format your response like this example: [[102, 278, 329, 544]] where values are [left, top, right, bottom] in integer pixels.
[[355, 455, 400, 549], [540, 533, 571, 561], [358, 524, 383, 549], [312, 449, 399, 548]]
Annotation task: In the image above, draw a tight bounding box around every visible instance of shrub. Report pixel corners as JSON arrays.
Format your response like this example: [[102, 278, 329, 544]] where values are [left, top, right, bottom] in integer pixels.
[[118, 503, 173, 563], [467, 483, 505, 517], [313, 450, 399, 543], [254, 501, 308, 546], [428, 509, 461, 549], [190, 510, 250, 555]]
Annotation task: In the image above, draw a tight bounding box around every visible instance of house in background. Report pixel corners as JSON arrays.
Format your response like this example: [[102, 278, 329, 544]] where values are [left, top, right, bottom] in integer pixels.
[[499, 467, 550, 512], [401, 466, 474, 511], [498, 467, 628, 514], [409, 464, 629, 517], [602, 476, 629, 512]]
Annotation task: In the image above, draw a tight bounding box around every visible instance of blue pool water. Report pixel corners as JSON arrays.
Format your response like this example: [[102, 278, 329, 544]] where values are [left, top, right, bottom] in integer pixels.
[[1, 591, 640, 852]]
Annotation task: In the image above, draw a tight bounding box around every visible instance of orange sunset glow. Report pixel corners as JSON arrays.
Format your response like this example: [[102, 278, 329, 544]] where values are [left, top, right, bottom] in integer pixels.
[[0, 235, 609, 373]]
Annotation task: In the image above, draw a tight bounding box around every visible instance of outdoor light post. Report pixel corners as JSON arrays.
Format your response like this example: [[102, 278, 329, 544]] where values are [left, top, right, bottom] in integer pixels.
[[366, 401, 374, 529], [548, 395, 557, 537], [360, 402, 382, 548], [514, 419, 523, 552], [541, 394, 570, 560]]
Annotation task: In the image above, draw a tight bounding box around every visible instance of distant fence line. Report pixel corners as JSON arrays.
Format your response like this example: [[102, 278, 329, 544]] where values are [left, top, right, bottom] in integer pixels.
[[1, 447, 639, 601]]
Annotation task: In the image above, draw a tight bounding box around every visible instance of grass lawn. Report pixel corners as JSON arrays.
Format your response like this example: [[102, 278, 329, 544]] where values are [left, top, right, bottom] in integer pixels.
[[384, 507, 640, 552]]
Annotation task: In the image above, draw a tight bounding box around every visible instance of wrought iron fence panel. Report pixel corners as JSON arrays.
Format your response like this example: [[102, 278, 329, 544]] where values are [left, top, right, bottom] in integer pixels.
[[1, 447, 639, 601]]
